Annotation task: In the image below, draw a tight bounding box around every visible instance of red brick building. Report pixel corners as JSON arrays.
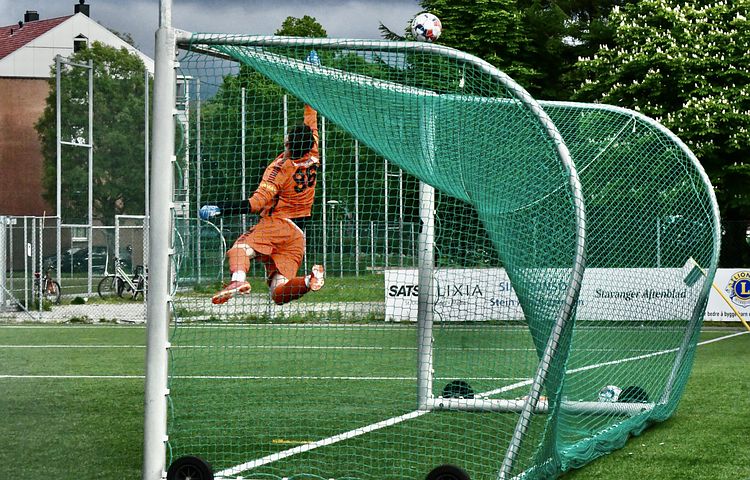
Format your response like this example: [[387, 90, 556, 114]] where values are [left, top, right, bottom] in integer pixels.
[[0, 3, 153, 216]]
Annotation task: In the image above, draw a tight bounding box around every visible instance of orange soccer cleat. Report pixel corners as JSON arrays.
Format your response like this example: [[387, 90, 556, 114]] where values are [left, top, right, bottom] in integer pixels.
[[211, 280, 251, 305], [309, 265, 325, 291]]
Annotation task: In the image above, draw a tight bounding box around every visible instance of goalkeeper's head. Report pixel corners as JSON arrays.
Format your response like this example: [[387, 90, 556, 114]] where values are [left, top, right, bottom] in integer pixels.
[[286, 125, 315, 160]]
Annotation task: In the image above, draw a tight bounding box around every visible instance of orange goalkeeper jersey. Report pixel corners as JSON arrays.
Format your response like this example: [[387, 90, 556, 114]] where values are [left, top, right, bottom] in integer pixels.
[[251, 105, 320, 219]]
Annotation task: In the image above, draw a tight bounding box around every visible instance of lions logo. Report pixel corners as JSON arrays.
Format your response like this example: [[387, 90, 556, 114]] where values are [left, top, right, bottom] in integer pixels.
[[726, 271, 750, 307]]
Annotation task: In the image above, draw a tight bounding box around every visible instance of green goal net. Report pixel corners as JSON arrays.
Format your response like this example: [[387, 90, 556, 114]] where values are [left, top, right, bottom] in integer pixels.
[[163, 35, 720, 480]]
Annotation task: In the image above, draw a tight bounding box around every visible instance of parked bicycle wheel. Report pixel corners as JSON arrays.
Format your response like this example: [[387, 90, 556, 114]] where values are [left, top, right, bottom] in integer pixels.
[[98, 275, 123, 299], [132, 274, 146, 300], [120, 279, 136, 299], [43, 281, 61, 304]]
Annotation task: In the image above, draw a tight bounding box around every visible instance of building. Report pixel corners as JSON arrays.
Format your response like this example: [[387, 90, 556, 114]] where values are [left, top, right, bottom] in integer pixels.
[[0, 1, 154, 216]]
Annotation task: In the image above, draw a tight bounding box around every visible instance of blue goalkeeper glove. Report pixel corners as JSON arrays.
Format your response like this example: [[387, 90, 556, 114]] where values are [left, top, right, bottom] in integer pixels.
[[199, 205, 221, 221], [305, 50, 321, 66]]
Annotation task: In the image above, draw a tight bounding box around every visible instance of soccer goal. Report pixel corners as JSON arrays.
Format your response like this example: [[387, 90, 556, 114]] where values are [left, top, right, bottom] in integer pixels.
[[143, 9, 721, 480]]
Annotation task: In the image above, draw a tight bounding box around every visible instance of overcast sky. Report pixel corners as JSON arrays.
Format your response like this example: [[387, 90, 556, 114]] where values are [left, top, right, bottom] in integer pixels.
[[0, 0, 422, 57]]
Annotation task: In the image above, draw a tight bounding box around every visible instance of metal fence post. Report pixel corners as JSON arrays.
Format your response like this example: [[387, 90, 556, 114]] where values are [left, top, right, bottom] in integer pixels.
[[0, 217, 6, 308]]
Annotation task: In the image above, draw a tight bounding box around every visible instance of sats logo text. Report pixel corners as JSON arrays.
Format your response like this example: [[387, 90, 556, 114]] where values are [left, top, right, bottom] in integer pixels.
[[388, 284, 483, 297]]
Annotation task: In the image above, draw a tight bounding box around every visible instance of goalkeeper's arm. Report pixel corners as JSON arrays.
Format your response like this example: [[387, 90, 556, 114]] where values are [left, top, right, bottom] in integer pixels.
[[200, 182, 276, 219], [199, 200, 250, 220]]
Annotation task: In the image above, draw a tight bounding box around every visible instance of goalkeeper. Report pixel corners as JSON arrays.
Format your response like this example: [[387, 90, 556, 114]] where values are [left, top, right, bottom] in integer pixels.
[[200, 52, 325, 305]]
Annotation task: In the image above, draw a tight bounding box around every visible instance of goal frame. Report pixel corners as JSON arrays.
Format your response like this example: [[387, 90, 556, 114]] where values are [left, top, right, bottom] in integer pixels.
[[144, 3, 719, 479], [144, 21, 585, 480]]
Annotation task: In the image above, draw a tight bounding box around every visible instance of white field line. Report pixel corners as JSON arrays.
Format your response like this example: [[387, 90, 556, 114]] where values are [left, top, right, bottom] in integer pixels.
[[1, 331, 745, 383], [0, 345, 145, 348], [216, 410, 431, 478], [0, 324, 740, 330], [0, 344, 534, 351], [478, 330, 749, 398], [0, 343, 699, 354], [0, 344, 692, 354], [0, 374, 524, 381], [173, 345, 534, 351], [0, 344, 684, 354], [172, 324, 532, 331], [0, 325, 146, 329], [173, 375, 524, 381], [215, 329, 749, 478], [0, 374, 144, 379], [1, 331, 745, 376]]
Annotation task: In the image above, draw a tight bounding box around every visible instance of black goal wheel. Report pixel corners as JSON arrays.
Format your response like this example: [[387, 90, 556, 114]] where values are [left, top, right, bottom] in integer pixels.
[[442, 380, 474, 399], [620, 385, 649, 403], [166, 456, 213, 480], [426, 464, 471, 480]]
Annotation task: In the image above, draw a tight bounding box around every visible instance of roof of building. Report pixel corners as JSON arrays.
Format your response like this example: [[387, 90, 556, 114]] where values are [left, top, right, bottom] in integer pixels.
[[0, 16, 72, 60]]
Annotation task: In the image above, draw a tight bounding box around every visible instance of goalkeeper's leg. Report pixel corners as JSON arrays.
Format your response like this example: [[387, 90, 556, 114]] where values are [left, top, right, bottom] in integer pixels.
[[269, 264, 325, 305], [212, 243, 254, 305]]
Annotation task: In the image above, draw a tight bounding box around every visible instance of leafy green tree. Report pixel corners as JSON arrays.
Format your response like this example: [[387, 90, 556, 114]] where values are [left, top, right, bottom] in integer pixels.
[[35, 41, 149, 225], [418, 0, 539, 91], [412, 0, 639, 99], [275, 15, 328, 37], [574, 0, 750, 266]]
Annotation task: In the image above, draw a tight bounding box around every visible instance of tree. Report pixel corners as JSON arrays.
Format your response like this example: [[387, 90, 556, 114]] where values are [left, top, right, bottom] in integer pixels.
[[35, 41, 149, 225], [574, 0, 750, 266], [275, 15, 328, 37], [412, 1, 640, 99], [418, 0, 539, 92]]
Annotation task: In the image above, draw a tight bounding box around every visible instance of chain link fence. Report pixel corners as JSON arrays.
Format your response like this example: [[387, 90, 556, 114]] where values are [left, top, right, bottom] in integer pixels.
[[0, 215, 146, 322]]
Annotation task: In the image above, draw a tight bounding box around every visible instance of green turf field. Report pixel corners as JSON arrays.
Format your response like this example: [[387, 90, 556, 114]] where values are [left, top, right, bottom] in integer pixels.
[[0, 324, 748, 479]]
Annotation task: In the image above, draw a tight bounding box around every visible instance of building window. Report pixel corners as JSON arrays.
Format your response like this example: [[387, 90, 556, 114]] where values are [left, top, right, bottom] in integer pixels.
[[74, 34, 88, 52]]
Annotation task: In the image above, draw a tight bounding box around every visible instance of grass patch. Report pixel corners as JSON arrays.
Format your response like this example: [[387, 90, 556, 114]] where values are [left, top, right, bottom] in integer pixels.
[[563, 330, 750, 479], [0, 325, 747, 479]]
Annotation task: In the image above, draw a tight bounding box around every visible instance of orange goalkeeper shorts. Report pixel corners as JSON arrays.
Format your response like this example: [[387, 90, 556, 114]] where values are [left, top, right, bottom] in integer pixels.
[[234, 217, 306, 283]]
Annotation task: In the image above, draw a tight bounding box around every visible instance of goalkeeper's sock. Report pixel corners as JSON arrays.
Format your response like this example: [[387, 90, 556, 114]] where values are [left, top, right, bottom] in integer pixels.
[[271, 276, 309, 305], [231, 270, 246, 283]]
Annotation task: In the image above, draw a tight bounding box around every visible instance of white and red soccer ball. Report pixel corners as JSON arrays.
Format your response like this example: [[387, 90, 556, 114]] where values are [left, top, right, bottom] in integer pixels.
[[411, 12, 442, 43]]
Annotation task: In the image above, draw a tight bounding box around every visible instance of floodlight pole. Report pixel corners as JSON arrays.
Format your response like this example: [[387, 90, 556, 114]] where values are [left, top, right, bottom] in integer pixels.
[[143, 1, 175, 479], [354, 139, 360, 276], [321, 116, 327, 267], [55, 55, 94, 291], [241, 86, 246, 232], [87, 59, 94, 295], [0, 217, 6, 307], [145, 68, 150, 221], [55, 55, 62, 281], [197, 79, 203, 279], [145, 67, 150, 276]]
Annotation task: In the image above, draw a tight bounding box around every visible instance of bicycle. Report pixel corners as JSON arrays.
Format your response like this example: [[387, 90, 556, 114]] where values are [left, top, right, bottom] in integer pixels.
[[33, 268, 61, 305], [97, 258, 147, 300]]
